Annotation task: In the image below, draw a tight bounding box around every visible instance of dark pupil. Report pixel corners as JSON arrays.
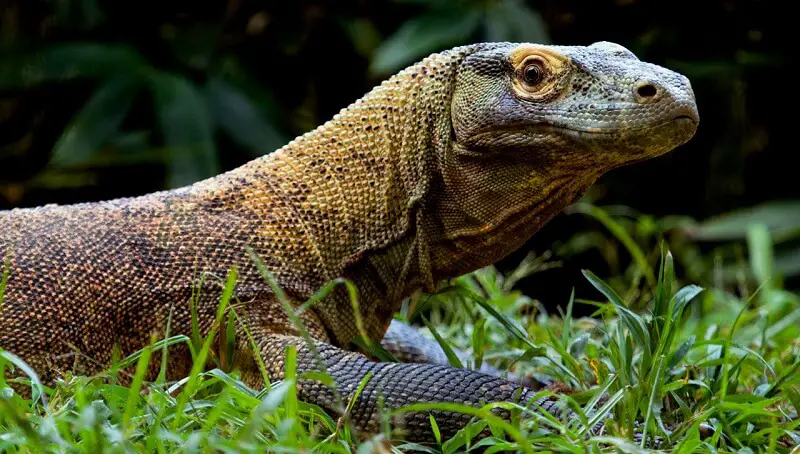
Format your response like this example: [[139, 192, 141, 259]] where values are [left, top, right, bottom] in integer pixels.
[[525, 64, 542, 84]]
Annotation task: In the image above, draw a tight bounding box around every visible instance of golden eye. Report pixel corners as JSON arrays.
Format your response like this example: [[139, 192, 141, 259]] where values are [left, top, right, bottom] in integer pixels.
[[523, 62, 544, 85]]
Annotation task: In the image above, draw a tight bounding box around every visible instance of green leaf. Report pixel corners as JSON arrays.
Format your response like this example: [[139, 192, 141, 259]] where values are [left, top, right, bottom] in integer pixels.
[[653, 247, 675, 321], [370, 9, 481, 75], [51, 76, 139, 167], [501, 1, 548, 43], [581, 373, 617, 418], [560, 288, 575, 349], [468, 290, 548, 357], [579, 387, 627, 436], [219, 306, 237, 372], [485, 5, 514, 42], [568, 332, 590, 358], [441, 420, 488, 454], [121, 344, 151, 431], [215, 57, 284, 121], [471, 318, 486, 371], [352, 336, 398, 363], [517, 345, 548, 363], [171, 268, 237, 430], [640, 355, 665, 448], [582, 269, 650, 354], [0, 350, 48, 408], [344, 371, 374, 421], [429, 414, 441, 445], [284, 346, 298, 418], [0, 43, 145, 89], [118, 334, 190, 370], [206, 77, 286, 157], [545, 327, 582, 386], [341, 18, 383, 58], [421, 315, 463, 369], [764, 359, 800, 398], [667, 334, 696, 369], [747, 223, 775, 291], [150, 72, 219, 188], [669, 285, 704, 321]]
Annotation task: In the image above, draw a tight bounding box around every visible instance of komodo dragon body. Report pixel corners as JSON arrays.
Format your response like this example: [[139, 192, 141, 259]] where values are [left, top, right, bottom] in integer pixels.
[[0, 42, 698, 441]]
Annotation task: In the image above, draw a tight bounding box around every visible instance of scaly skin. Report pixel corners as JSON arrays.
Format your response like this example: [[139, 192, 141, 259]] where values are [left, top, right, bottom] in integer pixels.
[[0, 42, 698, 442]]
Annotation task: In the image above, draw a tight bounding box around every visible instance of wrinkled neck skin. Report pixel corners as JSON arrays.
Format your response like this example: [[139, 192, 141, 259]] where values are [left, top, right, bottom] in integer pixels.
[[425, 142, 603, 280]]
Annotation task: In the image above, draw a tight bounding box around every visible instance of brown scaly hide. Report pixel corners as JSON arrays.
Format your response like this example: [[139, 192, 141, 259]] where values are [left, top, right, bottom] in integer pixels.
[[0, 42, 698, 441], [0, 44, 480, 385]]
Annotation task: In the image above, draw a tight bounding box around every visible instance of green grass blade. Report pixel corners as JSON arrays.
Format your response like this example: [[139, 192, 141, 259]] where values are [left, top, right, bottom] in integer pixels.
[[421, 315, 464, 369]]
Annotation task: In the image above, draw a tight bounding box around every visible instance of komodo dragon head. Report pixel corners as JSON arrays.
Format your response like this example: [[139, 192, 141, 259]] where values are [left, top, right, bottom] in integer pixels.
[[452, 41, 698, 160], [452, 42, 698, 157], [401, 41, 699, 281]]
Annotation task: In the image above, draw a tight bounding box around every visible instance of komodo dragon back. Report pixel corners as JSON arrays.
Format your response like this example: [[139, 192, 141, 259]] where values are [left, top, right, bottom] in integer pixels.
[[0, 41, 698, 442]]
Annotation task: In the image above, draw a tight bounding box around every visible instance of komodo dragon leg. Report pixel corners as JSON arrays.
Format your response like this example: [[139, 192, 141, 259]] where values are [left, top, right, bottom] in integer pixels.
[[235, 304, 566, 443], [255, 334, 562, 441]]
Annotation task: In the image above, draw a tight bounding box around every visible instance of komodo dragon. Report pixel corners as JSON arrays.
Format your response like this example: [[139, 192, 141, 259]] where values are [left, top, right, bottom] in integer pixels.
[[0, 41, 698, 442]]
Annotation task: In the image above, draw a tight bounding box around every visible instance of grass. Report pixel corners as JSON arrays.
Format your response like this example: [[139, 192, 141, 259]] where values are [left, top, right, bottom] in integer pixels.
[[1, 203, 799, 453]]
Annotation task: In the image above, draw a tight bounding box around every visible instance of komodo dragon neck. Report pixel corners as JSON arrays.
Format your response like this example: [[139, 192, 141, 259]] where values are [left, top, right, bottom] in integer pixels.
[[183, 44, 596, 344], [177, 46, 476, 343]]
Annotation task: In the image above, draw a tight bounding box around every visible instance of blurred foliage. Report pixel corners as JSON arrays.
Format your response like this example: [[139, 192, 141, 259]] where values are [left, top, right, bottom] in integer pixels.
[[551, 200, 800, 312], [0, 0, 550, 194], [0, 0, 797, 302], [0, 10, 287, 189], [369, 0, 548, 75]]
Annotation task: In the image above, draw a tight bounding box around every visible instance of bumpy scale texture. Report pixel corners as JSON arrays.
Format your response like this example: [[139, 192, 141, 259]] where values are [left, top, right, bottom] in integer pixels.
[[0, 41, 698, 442]]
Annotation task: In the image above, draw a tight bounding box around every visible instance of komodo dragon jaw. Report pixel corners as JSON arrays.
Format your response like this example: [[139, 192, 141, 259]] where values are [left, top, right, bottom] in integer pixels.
[[0, 42, 698, 444]]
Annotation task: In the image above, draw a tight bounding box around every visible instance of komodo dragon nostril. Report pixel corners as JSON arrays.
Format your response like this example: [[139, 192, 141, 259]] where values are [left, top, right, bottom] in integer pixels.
[[635, 81, 659, 101]]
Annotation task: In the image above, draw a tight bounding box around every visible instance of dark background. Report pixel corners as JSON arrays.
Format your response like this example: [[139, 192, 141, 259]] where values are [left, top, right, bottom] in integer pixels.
[[1, 0, 796, 312]]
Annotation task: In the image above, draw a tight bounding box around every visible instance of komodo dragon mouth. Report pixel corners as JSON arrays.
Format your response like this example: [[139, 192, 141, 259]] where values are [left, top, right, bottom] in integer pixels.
[[464, 105, 698, 155], [469, 113, 697, 139]]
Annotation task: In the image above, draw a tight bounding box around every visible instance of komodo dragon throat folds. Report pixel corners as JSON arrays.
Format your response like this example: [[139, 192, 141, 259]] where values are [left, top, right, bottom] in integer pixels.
[[0, 42, 698, 441]]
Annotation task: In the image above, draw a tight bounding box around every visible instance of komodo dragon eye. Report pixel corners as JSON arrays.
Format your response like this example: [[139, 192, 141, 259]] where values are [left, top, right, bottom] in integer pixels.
[[509, 49, 566, 100], [523, 62, 544, 85]]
